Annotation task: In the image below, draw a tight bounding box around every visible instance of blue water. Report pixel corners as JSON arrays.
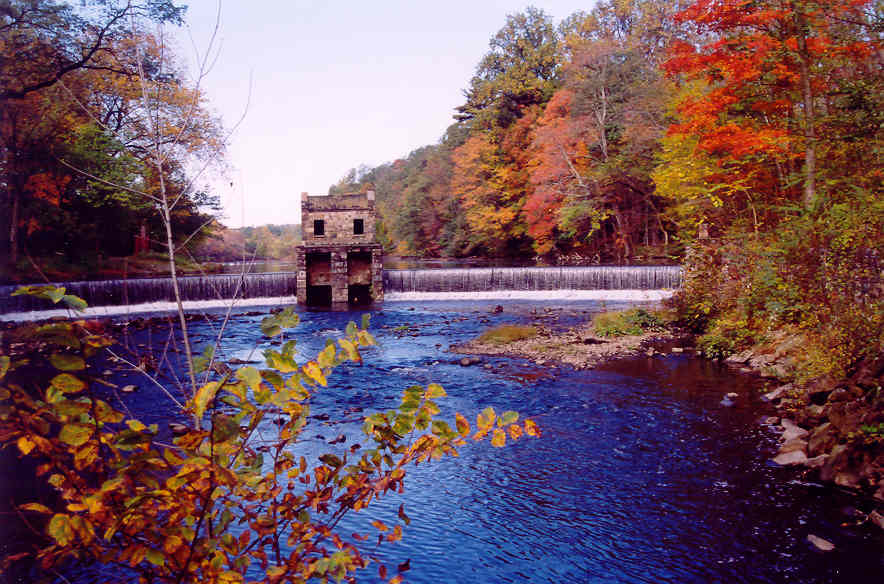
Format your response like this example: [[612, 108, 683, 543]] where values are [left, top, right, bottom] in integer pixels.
[[74, 300, 884, 583]]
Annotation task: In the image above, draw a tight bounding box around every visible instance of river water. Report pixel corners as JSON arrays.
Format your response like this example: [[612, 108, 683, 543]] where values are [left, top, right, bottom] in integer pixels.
[[73, 298, 883, 583]]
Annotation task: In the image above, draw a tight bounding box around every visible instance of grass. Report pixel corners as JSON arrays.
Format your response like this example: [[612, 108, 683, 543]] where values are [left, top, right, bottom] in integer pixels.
[[476, 325, 539, 345], [592, 308, 669, 338]]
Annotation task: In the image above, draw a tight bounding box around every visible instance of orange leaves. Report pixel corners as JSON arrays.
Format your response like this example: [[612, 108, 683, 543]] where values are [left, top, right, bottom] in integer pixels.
[[469, 406, 538, 447]]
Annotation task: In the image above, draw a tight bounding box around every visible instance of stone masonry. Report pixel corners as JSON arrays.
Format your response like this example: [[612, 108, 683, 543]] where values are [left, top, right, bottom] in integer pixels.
[[295, 191, 383, 306]]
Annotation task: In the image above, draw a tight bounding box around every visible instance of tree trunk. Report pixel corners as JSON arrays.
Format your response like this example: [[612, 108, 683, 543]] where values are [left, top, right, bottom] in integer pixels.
[[795, 8, 817, 207]]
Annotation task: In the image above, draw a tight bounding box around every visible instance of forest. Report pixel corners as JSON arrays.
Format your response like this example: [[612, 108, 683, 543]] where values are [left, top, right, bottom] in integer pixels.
[[335, 1, 880, 268], [331, 0, 882, 380]]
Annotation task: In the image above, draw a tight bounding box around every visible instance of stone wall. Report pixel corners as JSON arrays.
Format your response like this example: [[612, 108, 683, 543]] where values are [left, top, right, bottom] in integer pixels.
[[301, 191, 376, 245]]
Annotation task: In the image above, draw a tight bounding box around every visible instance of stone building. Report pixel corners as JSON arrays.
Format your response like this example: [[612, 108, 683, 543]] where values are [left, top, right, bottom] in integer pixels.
[[295, 191, 383, 307]]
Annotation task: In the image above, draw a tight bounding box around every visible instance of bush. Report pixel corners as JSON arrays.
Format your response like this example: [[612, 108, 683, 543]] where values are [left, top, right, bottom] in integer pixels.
[[592, 308, 665, 337], [477, 325, 538, 344]]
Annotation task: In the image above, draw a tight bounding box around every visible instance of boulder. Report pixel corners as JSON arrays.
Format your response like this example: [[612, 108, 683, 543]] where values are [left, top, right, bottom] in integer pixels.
[[869, 510, 884, 531], [808, 423, 838, 457], [828, 401, 866, 433], [459, 357, 473, 367], [671, 347, 684, 353], [834, 472, 860, 489], [780, 419, 809, 442], [725, 349, 754, 364], [806, 534, 835, 552], [763, 384, 792, 402], [773, 450, 808, 466], [806, 455, 828, 469], [121, 384, 137, 393], [827, 387, 851, 403], [778, 438, 808, 455], [820, 444, 849, 482]]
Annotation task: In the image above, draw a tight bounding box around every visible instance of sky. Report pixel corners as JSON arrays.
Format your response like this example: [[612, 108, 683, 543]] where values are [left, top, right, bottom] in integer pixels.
[[176, 1, 595, 227]]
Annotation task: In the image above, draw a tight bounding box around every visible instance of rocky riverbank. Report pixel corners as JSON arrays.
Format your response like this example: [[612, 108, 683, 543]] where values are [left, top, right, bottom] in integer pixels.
[[725, 339, 884, 513]]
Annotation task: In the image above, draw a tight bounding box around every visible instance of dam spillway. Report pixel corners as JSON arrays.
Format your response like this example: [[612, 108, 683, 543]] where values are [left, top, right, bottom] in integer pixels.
[[382, 266, 682, 293], [0, 266, 682, 314]]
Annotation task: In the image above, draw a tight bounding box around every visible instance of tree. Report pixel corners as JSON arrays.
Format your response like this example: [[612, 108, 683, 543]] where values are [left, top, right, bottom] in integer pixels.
[[1, 0, 187, 263], [455, 6, 560, 132], [665, 0, 882, 212]]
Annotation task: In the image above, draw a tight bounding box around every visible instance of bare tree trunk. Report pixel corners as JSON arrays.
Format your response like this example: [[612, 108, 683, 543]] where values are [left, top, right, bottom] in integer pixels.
[[795, 8, 817, 207], [9, 190, 19, 265]]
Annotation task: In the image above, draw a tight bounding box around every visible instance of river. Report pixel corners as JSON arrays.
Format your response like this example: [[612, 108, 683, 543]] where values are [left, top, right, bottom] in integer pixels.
[[63, 297, 884, 583]]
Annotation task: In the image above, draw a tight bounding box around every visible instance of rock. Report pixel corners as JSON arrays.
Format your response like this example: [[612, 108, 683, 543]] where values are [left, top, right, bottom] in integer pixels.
[[646, 349, 656, 357], [169, 423, 188, 436], [328, 434, 346, 445], [806, 454, 828, 468], [102, 369, 113, 376], [827, 387, 851, 403], [763, 384, 792, 402], [808, 423, 838, 457], [780, 419, 809, 441], [671, 347, 684, 353], [828, 401, 866, 433], [806, 534, 835, 552], [773, 450, 808, 466], [725, 349, 754, 364], [778, 438, 808, 454], [121, 384, 137, 393], [820, 444, 849, 482], [726, 392, 738, 399], [834, 472, 860, 489], [492, 305, 503, 314], [869, 510, 884, 531], [720, 396, 735, 407], [760, 416, 780, 425], [459, 357, 473, 367], [483, 363, 493, 370]]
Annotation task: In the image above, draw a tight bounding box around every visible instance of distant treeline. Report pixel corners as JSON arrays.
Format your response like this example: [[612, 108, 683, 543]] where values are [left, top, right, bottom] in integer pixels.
[[194, 224, 301, 262]]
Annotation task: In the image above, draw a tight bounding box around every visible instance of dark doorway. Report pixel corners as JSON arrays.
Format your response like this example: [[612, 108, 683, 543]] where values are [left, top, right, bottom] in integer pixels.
[[353, 218, 364, 235], [348, 284, 371, 305], [306, 285, 332, 306]]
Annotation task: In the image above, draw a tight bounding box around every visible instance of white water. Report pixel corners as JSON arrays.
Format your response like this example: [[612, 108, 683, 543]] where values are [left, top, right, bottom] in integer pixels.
[[384, 289, 675, 302], [0, 296, 298, 323]]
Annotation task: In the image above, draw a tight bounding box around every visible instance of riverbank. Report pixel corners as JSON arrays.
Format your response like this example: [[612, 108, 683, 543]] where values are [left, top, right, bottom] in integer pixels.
[[454, 316, 884, 527]]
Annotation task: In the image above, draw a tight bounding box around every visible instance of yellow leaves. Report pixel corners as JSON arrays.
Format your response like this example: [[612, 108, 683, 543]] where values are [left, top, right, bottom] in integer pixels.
[[48, 514, 75, 546], [491, 429, 507, 448], [370, 519, 389, 532], [59, 423, 93, 447], [20, 502, 52, 514], [192, 381, 221, 421], [455, 412, 470, 437], [302, 361, 326, 387], [476, 406, 496, 431], [524, 418, 540, 437], [17, 436, 36, 455]]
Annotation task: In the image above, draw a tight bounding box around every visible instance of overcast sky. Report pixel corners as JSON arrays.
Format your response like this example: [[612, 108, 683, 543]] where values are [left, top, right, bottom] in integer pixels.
[[176, 1, 595, 227]]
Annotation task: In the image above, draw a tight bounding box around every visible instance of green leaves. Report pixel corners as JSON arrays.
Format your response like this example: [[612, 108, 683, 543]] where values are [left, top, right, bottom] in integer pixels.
[[51, 373, 86, 394], [260, 308, 299, 337], [49, 353, 85, 371], [59, 423, 93, 447], [12, 285, 87, 312]]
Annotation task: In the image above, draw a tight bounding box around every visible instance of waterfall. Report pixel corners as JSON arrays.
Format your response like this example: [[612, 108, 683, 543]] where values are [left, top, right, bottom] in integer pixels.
[[0, 272, 298, 314], [383, 266, 682, 293], [1, 266, 682, 314]]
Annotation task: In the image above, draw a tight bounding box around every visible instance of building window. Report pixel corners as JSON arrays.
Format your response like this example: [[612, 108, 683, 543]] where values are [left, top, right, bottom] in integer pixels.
[[313, 219, 325, 237], [353, 218, 364, 235]]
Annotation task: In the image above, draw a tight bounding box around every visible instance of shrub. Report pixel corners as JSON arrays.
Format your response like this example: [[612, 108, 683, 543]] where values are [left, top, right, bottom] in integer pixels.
[[592, 308, 665, 337], [477, 325, 538, 344]]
